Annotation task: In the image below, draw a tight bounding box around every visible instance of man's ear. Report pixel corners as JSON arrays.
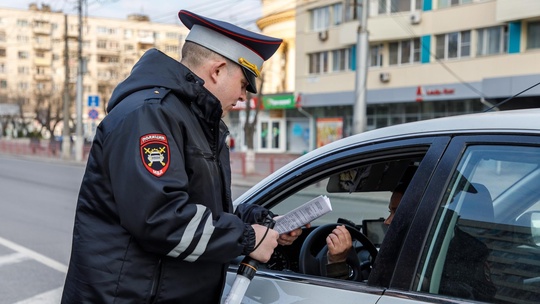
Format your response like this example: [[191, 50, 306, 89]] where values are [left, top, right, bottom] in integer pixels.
[[209, 60, 228, 84]]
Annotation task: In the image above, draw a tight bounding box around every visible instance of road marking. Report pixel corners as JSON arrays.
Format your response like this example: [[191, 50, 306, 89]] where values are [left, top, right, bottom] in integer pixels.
[[13, 287, 63, 304], [0, 252, 29, 267], [0, 236, 67, 273]]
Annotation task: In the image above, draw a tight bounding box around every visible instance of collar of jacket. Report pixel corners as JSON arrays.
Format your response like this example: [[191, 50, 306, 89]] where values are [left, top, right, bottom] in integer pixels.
[[107, 48, 224, 125]]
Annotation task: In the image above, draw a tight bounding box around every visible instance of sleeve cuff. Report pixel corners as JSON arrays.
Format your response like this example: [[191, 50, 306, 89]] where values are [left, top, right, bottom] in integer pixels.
[[326, 262, 351, 279], [241, 224, 256, 255]]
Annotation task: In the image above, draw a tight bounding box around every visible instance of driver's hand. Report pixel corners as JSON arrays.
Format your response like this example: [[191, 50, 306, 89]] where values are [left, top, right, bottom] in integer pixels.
[[274, 216, 311, 246], [326, 225, 352, 264]]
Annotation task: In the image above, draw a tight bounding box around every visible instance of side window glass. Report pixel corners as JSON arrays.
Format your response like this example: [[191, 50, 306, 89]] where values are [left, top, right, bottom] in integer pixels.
[[415, 145, 540, 302]]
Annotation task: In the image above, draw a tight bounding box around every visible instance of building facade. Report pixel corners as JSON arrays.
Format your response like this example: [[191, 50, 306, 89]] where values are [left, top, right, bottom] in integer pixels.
[[0, 4, 187, 139], [254, 0, 540, 153]]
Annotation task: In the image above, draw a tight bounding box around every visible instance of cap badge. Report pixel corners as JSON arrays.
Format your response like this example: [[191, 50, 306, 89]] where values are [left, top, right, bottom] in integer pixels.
[[140, 133, 170, 177], [238, 57, 261, 77]]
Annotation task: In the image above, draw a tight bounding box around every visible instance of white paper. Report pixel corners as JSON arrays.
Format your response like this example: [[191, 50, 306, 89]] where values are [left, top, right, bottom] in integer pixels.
[[274, 195, 332, 234]]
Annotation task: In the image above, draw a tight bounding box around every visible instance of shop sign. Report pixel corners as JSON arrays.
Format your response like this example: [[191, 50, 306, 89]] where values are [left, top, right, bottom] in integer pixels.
[[262, 94, 295, 110], [416, 86, 456, 102]]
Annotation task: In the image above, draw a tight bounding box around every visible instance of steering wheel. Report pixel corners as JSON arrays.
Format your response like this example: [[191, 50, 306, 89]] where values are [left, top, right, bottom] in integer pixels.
[[299, 223, 378, 281]]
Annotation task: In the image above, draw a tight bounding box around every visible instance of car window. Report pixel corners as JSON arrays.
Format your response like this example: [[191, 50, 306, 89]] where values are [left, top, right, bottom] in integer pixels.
[[414, 145, 540, 303], [262, 153, 425, 278]]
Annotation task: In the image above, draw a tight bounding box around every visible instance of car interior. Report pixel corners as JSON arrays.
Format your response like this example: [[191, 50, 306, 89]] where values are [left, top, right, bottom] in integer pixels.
[[257, 156, 423, 283]]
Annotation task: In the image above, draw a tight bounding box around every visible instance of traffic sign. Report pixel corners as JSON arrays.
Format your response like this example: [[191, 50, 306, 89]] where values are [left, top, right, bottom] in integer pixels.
[[88, 109, 99, 120], [88, 95, 99, 107]]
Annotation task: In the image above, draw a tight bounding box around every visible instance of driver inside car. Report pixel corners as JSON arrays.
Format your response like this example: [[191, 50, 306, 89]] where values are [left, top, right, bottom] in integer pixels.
[[324, 183, 407, 279]]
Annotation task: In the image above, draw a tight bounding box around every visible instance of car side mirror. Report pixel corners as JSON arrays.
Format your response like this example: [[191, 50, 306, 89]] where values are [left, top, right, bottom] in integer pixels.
[[531, 212, 540, 246]]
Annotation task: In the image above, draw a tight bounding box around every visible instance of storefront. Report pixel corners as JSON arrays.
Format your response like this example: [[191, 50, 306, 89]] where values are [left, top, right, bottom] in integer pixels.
[[228, 93, 311, 154]]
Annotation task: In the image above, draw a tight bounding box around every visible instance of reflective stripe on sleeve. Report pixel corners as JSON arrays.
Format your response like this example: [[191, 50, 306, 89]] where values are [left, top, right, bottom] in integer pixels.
[[167, 205, 210, 258], [184, 214, 214, 262]]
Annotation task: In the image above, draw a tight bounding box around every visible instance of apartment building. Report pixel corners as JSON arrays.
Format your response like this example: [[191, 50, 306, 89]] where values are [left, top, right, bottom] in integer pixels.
[[0, 4, 187, 139], [252, 0, 540, 154]]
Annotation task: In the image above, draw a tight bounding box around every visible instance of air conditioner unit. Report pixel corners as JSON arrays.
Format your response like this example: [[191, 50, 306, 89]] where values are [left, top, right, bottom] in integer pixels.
[[410, 11, 421, 25], [379, 72, 390, 83], [318, 30, 328, 42]]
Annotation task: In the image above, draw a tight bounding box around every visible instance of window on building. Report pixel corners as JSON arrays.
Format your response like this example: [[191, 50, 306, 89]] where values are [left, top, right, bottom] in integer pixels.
[[437, 0, 472, 9], [477, 26, 508, 56], [124, 29, 133, 39], [0, 31, 5, 42], [435, 31, 471, 59], [18, 51, 29, 59], [17, 82, 28, 91], [97, 40, 107, 49], [18, 66, 29, 74], [36, 67, 46, 75], [526, 21, 540, 50], [311, 6, 330, 31], [369, 44, 383, 67], [345, 0, 362, 21], [36, 51, 45, 58], [332, 48, 350, 72], [16, 19, 28, 27], [389, 38, 421, 65], [166, 32, 179, 39], [0, 79, 7, 89], [0, 63, 4, 73], [332, 3, 343, 25], [308, 51, 328, 74], [125, 44, 134, 51], [165, 45, 179, 53], [17, 35, 29, 43], [0, 48, 5, 57], [379, 0, 422, 14], [139, 30, 153, 39]]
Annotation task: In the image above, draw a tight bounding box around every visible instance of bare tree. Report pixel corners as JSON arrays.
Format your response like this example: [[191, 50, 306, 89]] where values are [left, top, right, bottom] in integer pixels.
[[242, 74, 265, 174]]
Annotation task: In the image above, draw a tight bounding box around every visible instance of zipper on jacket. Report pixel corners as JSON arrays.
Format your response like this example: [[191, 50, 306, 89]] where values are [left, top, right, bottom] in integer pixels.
[[149, 259, 162, 304]]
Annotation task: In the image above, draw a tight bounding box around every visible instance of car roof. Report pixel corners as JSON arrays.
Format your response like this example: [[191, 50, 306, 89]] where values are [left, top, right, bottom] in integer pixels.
[[235, 109, 540, 204]]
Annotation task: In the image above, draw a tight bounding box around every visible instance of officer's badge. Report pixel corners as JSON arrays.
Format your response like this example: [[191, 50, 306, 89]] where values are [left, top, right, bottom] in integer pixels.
[[140, 133, 170, 177]]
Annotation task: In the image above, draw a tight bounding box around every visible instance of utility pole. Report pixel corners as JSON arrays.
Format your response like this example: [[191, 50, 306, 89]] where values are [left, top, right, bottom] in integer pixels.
[[75, 0, 84, 161], [62, 14, 71, 159], [353, 0, 369, 134]]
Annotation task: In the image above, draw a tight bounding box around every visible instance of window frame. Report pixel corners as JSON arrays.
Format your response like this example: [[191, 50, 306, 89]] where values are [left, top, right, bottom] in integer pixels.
[[369, 44, 384, 67], [311, 6, 330, 31], [526, 20, 540, 50], [477, 25, 508, 56], [435, 30, 471, 60], [389, 38, 421, 66]]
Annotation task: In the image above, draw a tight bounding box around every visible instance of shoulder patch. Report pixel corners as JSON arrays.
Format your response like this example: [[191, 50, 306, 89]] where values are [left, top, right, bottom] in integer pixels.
[[140, 133, 170, 177]]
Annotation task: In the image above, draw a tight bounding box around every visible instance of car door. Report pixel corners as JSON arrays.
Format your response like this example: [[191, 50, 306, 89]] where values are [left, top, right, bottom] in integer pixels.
[[382, 134, 540, 304], [223, 136, 450, 303]]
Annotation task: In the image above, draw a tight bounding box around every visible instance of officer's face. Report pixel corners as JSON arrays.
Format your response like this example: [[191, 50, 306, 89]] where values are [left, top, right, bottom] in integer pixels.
[[215, 62, 248, 117]]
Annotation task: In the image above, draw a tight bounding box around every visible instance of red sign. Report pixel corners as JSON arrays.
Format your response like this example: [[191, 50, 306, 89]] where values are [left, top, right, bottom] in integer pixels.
[[416, 86, 455, 102]]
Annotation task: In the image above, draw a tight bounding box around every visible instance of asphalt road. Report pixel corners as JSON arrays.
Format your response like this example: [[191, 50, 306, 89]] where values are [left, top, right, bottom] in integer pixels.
[[0, 154, 253, 304], [0, 155, 83, 304]]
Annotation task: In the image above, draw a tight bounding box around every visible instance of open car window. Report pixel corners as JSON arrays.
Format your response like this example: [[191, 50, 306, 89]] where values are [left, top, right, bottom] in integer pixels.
[[415, 145, 540, 303], [261, 152, 425, 278]]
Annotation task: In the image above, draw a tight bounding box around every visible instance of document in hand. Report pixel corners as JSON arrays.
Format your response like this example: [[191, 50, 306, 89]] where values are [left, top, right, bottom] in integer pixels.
[[274, 195, 332, 234]]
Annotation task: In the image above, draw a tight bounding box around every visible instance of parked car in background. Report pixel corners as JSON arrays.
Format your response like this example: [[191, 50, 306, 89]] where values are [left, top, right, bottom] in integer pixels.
[[222, 109, 540, 304]]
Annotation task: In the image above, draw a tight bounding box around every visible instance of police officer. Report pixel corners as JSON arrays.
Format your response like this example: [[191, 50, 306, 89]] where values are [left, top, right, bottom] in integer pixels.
[[61, 10, 300, 303]]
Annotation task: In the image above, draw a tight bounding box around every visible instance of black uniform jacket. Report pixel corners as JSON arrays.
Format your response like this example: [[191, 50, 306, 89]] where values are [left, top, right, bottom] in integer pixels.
[[61, 49, 266, 303]]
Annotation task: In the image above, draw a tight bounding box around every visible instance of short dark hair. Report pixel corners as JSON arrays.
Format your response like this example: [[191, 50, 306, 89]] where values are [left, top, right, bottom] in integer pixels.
[[393, 182, 408, 194]]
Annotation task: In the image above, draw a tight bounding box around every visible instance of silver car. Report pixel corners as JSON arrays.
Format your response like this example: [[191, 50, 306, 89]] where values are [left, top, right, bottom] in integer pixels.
[[222, 109, 540, 304]]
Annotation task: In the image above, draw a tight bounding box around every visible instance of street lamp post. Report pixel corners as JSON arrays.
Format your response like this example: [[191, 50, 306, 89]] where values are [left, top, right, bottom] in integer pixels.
[[353, 0, 369, 135], [75, 0, 84, 161]]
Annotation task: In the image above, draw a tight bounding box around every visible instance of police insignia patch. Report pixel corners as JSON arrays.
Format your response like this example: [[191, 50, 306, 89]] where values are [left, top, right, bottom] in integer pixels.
[[140, 133, 170, 177]]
